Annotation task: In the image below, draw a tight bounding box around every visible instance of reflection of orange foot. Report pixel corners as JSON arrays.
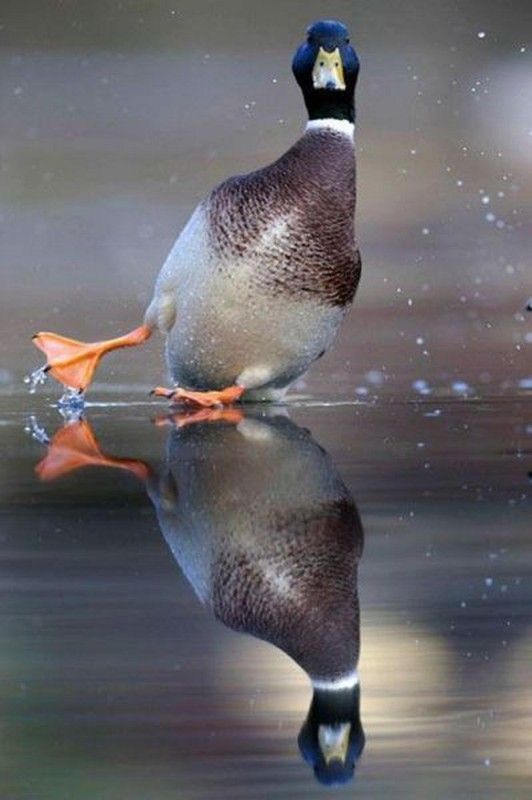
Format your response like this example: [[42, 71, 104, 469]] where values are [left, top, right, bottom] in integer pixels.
[[36, 419, 150, 482], [32, 324, 152, 392], [151, 385, 244, 408], [154, 408, 245, 428]]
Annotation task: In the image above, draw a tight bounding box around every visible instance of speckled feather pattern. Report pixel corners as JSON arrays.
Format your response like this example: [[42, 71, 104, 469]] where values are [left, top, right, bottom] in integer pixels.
[[211, 497, 362, 680], [149, 416, 363, 683], [207, 129, 361, 306], [145, 127, 361, 393]]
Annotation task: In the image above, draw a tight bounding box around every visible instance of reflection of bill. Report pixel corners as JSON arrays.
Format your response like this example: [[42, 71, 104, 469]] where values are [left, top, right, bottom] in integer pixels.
[[34, 410, 365, 785]]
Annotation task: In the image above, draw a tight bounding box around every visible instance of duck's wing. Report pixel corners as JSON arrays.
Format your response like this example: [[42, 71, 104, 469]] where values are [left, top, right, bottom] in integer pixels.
[[204, 131, 359, 306], [144, 128, 358, 334]]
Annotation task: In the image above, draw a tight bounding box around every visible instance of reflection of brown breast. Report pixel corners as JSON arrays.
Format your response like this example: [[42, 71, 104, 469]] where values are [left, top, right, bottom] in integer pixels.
[[210, 498, 363, 681], [207, 131, 361, 307]]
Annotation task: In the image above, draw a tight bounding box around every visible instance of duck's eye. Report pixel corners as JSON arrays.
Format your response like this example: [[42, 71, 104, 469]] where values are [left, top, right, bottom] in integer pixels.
[[319, 61, 324, 67], [345, 38, 350, 44], [335, 62, 339, 67]]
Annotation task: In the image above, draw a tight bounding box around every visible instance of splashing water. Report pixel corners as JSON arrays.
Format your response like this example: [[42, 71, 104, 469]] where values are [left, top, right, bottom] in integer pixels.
[[58, 387, 86, 416], [24, 365, 85, 416], [24, 415, 50, 444], [23, 365, 49, 394]]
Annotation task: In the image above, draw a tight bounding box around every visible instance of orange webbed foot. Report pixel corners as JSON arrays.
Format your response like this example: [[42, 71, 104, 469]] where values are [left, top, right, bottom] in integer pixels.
[[31, 324, 151, 392], [154, 407, 245, 428], [151, 385, 244, 408], [36, 419, 151, 482]]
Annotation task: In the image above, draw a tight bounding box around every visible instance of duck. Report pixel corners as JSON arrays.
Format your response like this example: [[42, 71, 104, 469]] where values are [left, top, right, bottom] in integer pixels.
[[32, 18, 361, 408], [35, 409, 366, 784], [150, 412, 366, 784]]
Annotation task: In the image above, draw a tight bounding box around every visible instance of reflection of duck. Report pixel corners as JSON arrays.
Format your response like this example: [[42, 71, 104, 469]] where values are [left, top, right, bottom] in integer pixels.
[[31, 19, 361, 408], [35, 411, 365, 785]]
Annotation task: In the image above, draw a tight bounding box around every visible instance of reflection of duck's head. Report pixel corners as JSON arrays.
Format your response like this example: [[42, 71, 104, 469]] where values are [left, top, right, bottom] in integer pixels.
[[149, 412, 366, 783], [298, 683, 365, 785]]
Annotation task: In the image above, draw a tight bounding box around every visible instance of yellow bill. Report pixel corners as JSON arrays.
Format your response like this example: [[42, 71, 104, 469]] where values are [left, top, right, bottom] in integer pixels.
[[312, 47, 346, 90], [318, 722, 351, 764]]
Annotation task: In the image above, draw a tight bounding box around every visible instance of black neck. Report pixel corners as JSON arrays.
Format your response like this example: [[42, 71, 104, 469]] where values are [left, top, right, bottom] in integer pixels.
[[310, 685, 361, 722], [298, 685, 365, 752], [303, 90, 355, 123]]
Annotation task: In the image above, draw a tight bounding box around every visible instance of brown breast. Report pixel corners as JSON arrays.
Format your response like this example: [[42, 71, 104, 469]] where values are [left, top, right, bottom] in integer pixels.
[[207, 130, 361, 307], [211, 497, 363, 681]]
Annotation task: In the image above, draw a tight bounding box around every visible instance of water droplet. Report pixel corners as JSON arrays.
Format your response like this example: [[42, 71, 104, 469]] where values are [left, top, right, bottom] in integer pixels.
[[452, 380, 471, 395], [24, 365, 48, 394], [25, 415, 50, 444], [477, 31, 486, 39], [365, 369, 384, 386], [518, 377, 532, 390], [412, 379, 431, 395]]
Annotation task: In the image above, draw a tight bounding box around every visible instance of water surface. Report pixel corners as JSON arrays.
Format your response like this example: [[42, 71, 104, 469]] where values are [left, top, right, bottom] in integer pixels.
[[1, 396, 530, 799]]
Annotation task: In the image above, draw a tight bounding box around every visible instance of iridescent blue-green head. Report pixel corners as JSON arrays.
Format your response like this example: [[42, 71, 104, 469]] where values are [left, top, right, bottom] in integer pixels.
[[292, 20, 360, 123]]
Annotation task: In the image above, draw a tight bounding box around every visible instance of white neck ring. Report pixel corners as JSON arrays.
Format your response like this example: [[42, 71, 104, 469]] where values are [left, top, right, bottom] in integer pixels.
[[312, 670, 359, 691], [306, 118, 355, 137]]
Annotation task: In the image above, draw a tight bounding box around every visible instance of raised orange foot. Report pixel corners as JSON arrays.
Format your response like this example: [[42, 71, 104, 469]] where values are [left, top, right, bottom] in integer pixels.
[[32, 324, 152, 392]]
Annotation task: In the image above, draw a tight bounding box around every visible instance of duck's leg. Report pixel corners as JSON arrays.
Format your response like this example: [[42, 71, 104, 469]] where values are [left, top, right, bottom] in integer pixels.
[[32, 324, 152, 392], [151, 385, 244, 408], [36, 419, 151, 482]]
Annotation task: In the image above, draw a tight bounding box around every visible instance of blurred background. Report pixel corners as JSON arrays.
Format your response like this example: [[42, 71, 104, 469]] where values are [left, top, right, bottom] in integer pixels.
[[0, 0, 530, 398], [0, 6, 531, 797]]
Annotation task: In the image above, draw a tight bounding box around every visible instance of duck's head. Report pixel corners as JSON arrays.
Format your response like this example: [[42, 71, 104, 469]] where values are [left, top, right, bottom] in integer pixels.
[[298, 682, 365, 786], [292, 20, 360, 124]]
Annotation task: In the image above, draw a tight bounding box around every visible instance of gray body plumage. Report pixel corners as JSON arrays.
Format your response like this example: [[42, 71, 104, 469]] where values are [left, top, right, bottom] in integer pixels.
[[145, 125, 361, 398], [146, 414, 363, 683]]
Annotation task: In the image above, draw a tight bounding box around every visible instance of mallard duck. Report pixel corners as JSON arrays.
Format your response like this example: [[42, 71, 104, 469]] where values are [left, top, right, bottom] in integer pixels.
[[35, 410, 365, 784], [151, 413, 366, 784], [32, 19, 361, 407]]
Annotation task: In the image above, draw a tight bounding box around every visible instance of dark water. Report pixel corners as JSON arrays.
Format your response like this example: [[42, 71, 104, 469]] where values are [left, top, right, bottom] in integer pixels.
[[1, 395, 530, 799]]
